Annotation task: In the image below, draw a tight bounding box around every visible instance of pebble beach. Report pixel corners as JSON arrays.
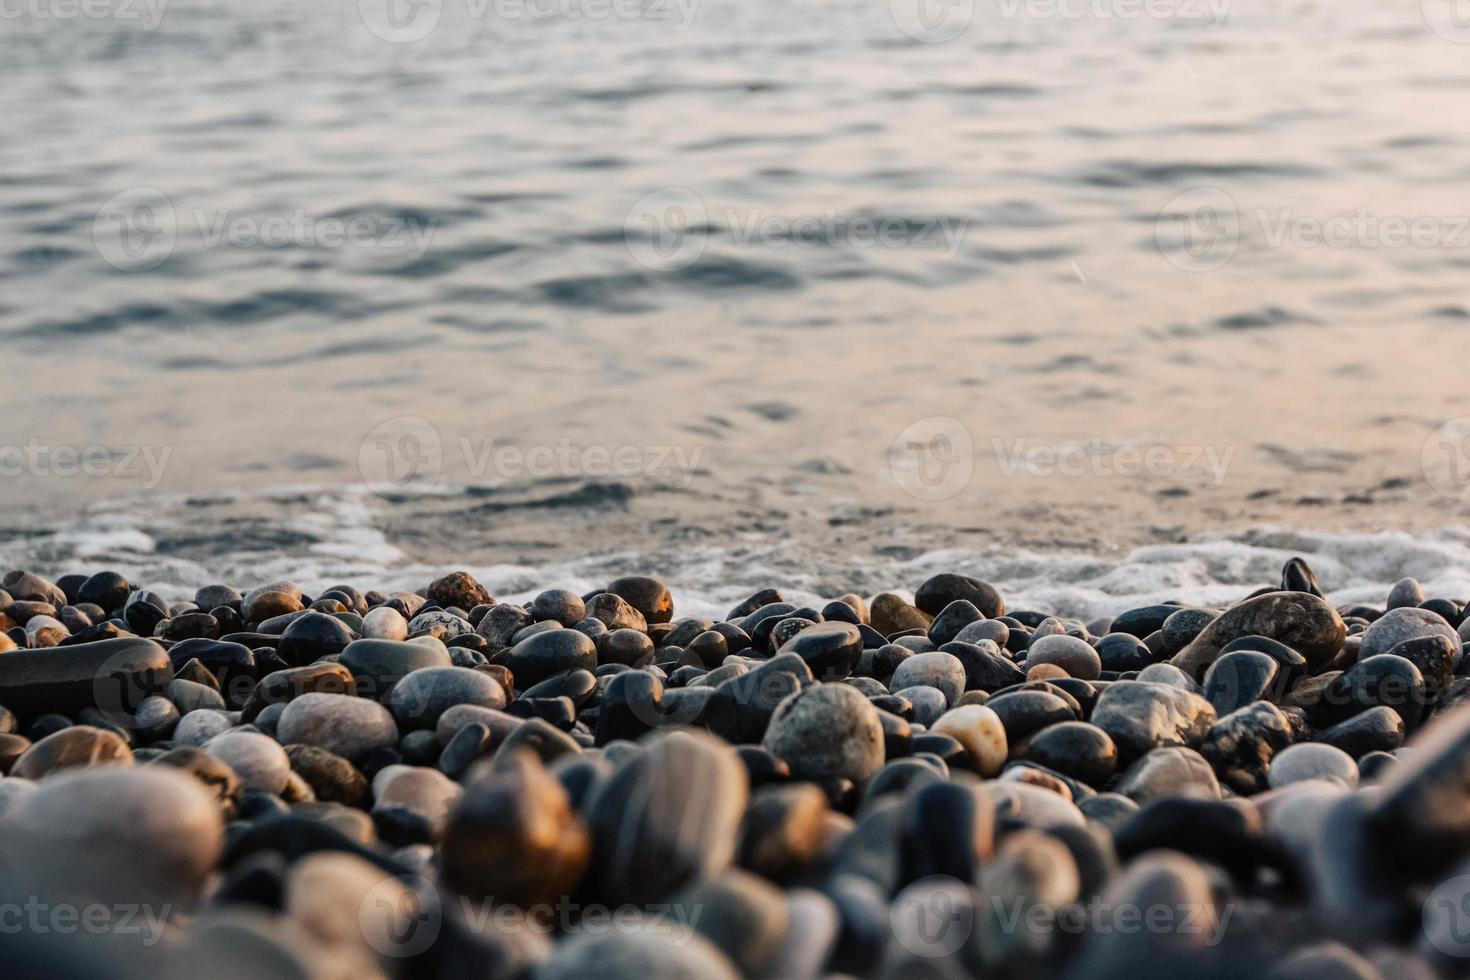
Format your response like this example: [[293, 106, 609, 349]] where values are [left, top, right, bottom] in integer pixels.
[[3, 560, 1470, 978]]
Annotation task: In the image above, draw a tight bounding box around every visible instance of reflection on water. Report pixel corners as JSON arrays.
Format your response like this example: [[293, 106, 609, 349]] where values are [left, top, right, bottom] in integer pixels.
[[2, 0, 1469, 553]]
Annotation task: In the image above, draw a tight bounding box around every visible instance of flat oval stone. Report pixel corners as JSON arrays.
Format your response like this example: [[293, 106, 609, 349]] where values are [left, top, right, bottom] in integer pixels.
[[360, 605, 409, 640], [1017, 721, 1117, 787], [285, 743, 369, 806], [1024, 634, 1102, 680], [1175, 592, 1346, 677], [505, 629, 598, 688], [1269, 742, 1358, 789], [0, 637, 172, 720], [388, 665, 508, 730], [585, 730, 748, 906], [340, 638, 452, 700], [914, 574, 1004, 619], [204, 730, 291, 794], [1114, 746, 1220, 804], [0, 765, 223, 909], [1091, 681, 1216, 760], [1202, 650, 1279, 715], [889, 651, 966, 706], [1361, 606, 1460, 660], [930, 704, 1008, 776], [11, 724, 134, 779], [985, 690, 1076, 742], [240, 662, 355, 723], [763, 683, 884, 783], [277, 692, 399, 763], [606, 575, 674, 625], [777, 622, 863, 681], [276, 612, 356, 666]]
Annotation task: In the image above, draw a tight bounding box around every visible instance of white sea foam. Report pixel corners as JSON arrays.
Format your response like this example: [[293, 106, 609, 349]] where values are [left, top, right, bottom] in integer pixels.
[[6, 487, 1470, 621]]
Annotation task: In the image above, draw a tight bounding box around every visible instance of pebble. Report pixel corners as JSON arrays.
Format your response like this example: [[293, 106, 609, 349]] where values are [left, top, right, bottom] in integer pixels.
[[1017, 720, 1118, 787], [339, 637, 452, 698], [1, 765, 223, 909], [505, 628, 598, 687], [0, 636, 173, 719], [930, 704, 1008, 776], [1091, 680, 1216, 759], [776, 621, 864, 681], [1176, 591, 1346, 677], [586, 730, 747, 905], [1114, 746, 1221, 804], [276, 692, 399, 763], [606, 575, 674, 625], [914, 573, 1004, 619], [1203, 649, 1281, 714], [276, 611, 355, 666], [869, 593, 933, 637], [1024, 633, 1102, 680], [388, 665, 508, 730], [11, 724, 134, 779], [203, 730, 291, 794], [889, 650, 966, 705], [763, 683, 885, 783], [1360, 606, 1460, 660], [426, 570, 492, 611], [1269, 742, 1358, 789]]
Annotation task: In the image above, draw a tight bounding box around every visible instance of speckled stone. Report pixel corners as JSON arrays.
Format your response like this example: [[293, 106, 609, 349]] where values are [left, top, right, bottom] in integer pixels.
[[763, 683, 885, 783]]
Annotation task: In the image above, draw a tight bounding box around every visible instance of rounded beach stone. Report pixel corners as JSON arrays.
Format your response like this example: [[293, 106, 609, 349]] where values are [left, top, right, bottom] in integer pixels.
[[914, 573, 1004, 619], [869, 594, 933, 637], [1113, 746, 1220, 804], [276, 612, 356, 666], [277, 692, 399, 763], [1091, 681, 1216, 759], [1018, 721, 1117, 787], [1360, 606, 1459, 660], [930, 704, 1007, 776], [586, 730, 748, 906], [407, 609, 472, 640], [442, 747, 589, 907], [1024, 634, 1101, 680], [606, 575, 674, 625], [889, 651, 967, 706], [340, 638, 452, 698], [426, 571, 492, 611], [285, 744, 370, 806], [539, 930, 738, 980], [11, 724, 133, 780], [360, 605, 409, 640], [203, 730, 290, 794], [763, 683, 885, 783], [174, 708, 234, 746], [1174, 592, 1346, 676], [776, 621, 863, 681], [506, 629, 598, 688], [0, 765, 223, 908], [674, 869, 790, 976], [388, 665, 508, 730], [0, 636, 173, 719], [1269, 742, 1358, 789]]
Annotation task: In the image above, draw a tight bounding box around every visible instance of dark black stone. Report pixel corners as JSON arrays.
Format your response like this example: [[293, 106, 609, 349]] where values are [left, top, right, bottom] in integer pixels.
[[1096, 633, 1154, 672], [1111, 604, 1179, 639], [1315, 655, 1426, 731], [914, 574, 1004, 619], [0, 637, 173, 721], [1281, 557, 1324, 598], [701, 654, 811, 744], [1315, 706, 1404, 758], [1202, 650, 1279, 715], [777, 622, 863, 681], [1017, 721, 1117, 787], [985, 689, 1077, 741], [736, 745, 791, 787], [504, 629, 597, 688], [1113, 796, 1269, 882], [78, 572, 130, 613], [276, 611, 355, 666], [927, 600, 983, 646], [595, 671, 664, 745], [898, 781, 992, 888]]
